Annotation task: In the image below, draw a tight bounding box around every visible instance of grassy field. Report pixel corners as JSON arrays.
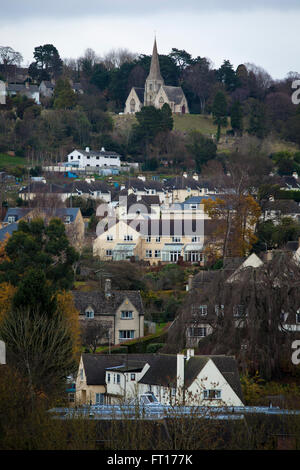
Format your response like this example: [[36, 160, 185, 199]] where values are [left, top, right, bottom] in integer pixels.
[[173, 113, 218, 136], [0, 153, 27, 168]]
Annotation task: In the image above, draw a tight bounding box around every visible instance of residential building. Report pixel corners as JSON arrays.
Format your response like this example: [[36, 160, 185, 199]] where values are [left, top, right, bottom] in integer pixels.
[[66, 147, 121, 169], [93, 218, 209, 265], [2, 207, 85, 248], [75, 350, 244, 407], [6, 82, 40, 104], [72, 279, 144, 346]]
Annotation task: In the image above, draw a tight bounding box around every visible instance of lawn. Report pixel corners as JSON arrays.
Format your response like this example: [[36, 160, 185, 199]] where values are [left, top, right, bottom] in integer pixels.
[[0, 153, 28, 168], [173, 113, 218, 137]]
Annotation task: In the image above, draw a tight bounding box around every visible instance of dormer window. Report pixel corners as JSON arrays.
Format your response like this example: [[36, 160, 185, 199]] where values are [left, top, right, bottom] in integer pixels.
[[64, 216, 71, 224], [85, 308, 94, 319], [7, 216, 15, 223]]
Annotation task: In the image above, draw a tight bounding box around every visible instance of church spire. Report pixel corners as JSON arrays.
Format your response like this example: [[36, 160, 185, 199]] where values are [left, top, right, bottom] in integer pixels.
[[147, 37, 163, 81]]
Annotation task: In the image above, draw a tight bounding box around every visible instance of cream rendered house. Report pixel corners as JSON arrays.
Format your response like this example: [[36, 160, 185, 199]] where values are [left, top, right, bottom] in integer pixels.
[[93, 218, 206, 264], [75, 350, 244, 406]]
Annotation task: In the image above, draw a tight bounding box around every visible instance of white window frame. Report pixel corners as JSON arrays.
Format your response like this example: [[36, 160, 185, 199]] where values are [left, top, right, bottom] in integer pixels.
[[121, 310, 133, 319]]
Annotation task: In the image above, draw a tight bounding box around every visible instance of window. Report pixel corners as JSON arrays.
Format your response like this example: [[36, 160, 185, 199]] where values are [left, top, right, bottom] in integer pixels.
[[172, 236, 181, 242], [155, 250, 161, 258], [190, 204, 197, 210], [203, 389, 221, 400], [171, 387, 176, 396], [85, 308, 94, 319], [189, 327, 207, 337], [107, 373, 110, 383], [95, 393, 104, 405], [7, 216, 15, 223], [80, 368, 84, 380], [119, 330, 135, 340], [124, 235, 133, 241], [107, 234, 113, 241], [199, 305, 208, 316], [106, 250, 112, 256], [64, 216, 71, 224], [146, 236, 151, 243], [215, 305, 224, 317], [116, 374, 120, 384], [297, 312, 300, 324], [121, 311, 133, 319], [234, 305, 245, 317], [156, 236, 161, 243], [191, 236, 200, 243], [131, 373, 136, 381], [146, 250, 152, 258]]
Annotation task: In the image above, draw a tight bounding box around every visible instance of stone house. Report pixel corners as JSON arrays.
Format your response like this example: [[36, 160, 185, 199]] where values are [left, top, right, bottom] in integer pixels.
[[72, 279, 145, 346]]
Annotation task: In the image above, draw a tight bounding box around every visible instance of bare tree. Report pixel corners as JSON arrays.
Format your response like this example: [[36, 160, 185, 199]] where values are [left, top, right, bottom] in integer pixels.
[[81, 320, 111, 353], [102, 48, 138, 70]]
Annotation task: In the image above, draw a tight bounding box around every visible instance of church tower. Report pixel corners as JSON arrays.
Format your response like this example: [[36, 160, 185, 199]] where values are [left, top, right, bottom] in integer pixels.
[[144, 38, 164, 106]]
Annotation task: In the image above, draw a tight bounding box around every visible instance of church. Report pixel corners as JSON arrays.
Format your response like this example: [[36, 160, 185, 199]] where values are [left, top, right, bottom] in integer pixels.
[[124, 39, 189, 115]]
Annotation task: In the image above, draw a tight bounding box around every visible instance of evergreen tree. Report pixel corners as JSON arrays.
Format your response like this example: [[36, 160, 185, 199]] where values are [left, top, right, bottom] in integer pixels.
[[160, 103, 173, 132], [230, 100, 243, 135], [212, 91, 228, 141], [247, 99, 267, 139], [53, 78, 77, 109]]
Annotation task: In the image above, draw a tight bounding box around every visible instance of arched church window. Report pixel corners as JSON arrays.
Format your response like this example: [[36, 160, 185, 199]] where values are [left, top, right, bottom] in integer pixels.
[[159, 97, 164, 105], [149, 84, 153, 91], [130, 98, 135, 113]]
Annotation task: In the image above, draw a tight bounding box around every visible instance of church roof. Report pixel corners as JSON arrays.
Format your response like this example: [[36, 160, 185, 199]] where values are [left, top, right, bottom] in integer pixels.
[[162, 86, 185, 105], [133, 87, 145, 103], [146, 38, 163, 82]]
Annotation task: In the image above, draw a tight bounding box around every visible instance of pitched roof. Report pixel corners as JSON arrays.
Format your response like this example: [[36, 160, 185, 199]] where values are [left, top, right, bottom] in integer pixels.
[[3, 207, 31, 223], [162, 86, 185, 105], [0, 223, 18, 242], [82, 353, 154, 385], [72, 290, 144, 316]]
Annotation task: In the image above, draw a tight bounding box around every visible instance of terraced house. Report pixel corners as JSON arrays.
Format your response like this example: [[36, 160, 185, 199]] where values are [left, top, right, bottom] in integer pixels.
[[93, 218, 212, 265]]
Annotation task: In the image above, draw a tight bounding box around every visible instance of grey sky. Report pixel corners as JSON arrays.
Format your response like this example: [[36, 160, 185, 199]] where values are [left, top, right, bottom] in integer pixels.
[[1, 1, 299, 79]]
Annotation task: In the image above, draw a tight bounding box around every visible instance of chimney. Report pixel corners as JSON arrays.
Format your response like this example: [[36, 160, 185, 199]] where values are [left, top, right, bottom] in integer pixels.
[[105, 278, 111, 298], [85, 147, 90, 153], [183, 172, 187, 178], [186, 349, 194, 361], [193, 173, 199, 181], [176, 354, 184, 390], [0, 340, 6, 365], [101, 147, 105, 152]]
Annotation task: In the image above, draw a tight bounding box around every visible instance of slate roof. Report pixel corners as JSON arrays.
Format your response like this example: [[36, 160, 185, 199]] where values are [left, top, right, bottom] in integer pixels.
[[81, 352, 243, 402], [73, 148, 120, 158], [162, 86, 185, 105], [19, 182, 64, 194], [82, 354, 153, 385], [72, 290, 144, 316], [3, 207, 81, 224], [263, 200, 300, 214], [281, 176, 300, 190], [7, 83, 39, 93], [125, 178, 165, 192], [139, 354, 244, 402], [3, 207, 31, 223], [64, 180, 111, 195], [0, 223, 18, 242]]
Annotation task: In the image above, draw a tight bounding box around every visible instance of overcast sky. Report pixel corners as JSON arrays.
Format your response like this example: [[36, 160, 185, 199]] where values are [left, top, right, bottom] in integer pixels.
[[1, 0, 300, 79]]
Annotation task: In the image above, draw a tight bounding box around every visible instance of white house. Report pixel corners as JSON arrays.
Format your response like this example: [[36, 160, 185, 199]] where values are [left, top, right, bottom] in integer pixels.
[[75, 350, 244, 407], [67, 147, 121, 169]]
